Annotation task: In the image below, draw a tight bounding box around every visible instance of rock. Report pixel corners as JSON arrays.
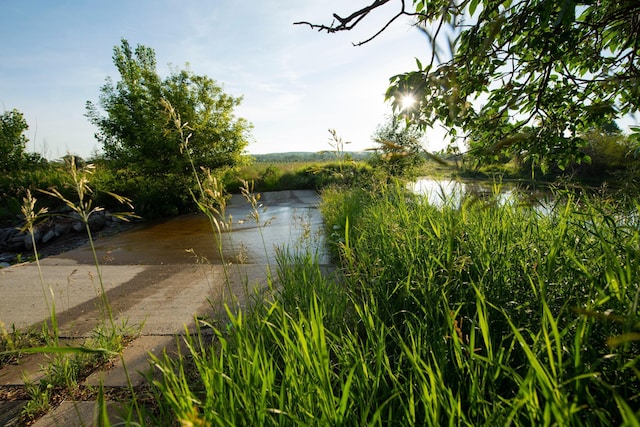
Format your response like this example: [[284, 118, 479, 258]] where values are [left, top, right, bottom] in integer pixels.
[[6, 242, 24, 251], [88, 211, 107, 231], [0, 227, 12, 242], [0, 253, 15, 263], [54, 221, 72, 237], [6, 227, 19, 238], [0, 227, 18, 249], [23, 229, 42, 250], [0, 209, 137, 266], [7, 233, 26, 251], [41, 229, 57, 244], [106, 213, 123, 223]]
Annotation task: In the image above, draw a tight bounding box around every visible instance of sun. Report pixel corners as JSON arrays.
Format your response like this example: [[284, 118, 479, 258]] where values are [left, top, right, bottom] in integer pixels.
[[400, 94, 417, 110]]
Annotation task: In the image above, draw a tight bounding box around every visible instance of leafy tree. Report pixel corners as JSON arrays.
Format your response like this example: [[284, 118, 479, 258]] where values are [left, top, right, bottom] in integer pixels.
[[86, 39, 251, 176], [575, 129, 637, 178], [298, 0, 640, 171], [371, 115, 426, 176], [0, 109, 30, 172]]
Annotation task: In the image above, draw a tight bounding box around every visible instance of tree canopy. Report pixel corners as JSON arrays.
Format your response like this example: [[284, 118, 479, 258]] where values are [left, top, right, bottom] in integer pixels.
[[298, 0, 640, 170], [0, 109, 30, 173], [86, 39, 251, 176]]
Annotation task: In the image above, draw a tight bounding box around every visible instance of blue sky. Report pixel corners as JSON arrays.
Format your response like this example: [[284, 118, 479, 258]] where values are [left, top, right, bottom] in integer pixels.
[[0, 1, 440, 159]]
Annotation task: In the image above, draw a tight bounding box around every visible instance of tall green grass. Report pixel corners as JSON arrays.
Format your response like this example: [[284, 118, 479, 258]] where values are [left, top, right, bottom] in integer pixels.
[[145, 179, 638, 425], [323, 182, 639, 424]]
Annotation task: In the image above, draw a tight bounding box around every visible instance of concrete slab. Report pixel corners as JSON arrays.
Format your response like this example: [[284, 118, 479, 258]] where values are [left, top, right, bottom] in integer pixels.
[[0, 264, 145, 330], [0, 262, 274, 389], [115, 263, 274, 335], [0, 338, 87, 386], [0, 352, 48, 386], [85, 335, 180, 387], [0, 400, 27, 426], [1, 263, 274, 335], [32, 400, 125, 427]]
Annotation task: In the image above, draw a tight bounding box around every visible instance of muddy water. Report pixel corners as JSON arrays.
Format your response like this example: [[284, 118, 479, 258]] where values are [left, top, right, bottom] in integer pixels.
[[57, 190, 328, 266]]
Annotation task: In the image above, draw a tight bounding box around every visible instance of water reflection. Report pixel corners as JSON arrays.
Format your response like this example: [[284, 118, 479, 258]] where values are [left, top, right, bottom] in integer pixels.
[[222, 191, 327, 265], [410, 178, 553, 213]]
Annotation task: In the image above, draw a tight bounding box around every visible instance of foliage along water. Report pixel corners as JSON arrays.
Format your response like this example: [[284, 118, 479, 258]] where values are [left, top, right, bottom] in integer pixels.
[[144, 180, 639, 425]]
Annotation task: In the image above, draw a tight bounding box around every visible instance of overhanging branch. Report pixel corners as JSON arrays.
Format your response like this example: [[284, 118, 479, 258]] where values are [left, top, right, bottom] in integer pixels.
[[294, 0, 418, 46]]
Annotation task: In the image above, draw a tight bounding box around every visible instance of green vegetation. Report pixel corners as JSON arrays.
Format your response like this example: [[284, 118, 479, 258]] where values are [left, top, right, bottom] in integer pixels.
[[2, 16, 640, 422], [86, 39, 251, 176], [82, 39, 251, 218], [414, 128, 640, 192], [0, 324, 44, 367], [0, 109, 44, 173], [370, 115, 427, 177], [19, 324, 135, 424], [0, 109, 55, 224], [3, 137, 639, 424], [299, 0, 640, 171], [135, 178, 638, 425], [1, 39, 252, 222], [224, 160, 374, 193], [251, 151, 371, 163]]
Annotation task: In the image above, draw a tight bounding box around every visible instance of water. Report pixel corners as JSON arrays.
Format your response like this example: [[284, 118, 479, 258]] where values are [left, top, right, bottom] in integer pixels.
[[59, 190, 328, 266], [410, 178, 553, 212]]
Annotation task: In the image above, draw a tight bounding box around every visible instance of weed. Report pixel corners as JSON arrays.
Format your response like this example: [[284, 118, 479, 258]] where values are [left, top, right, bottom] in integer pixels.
[[0, 323, 45, 367], [21, 381, 52, 423], [39, 157, 135, 331], [1, 157, 140, 424], [20, 190, 58, 344]]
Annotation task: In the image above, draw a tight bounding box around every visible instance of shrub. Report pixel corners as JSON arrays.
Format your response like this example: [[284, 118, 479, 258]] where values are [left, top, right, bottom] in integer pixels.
[[575, 131, 637, 179]]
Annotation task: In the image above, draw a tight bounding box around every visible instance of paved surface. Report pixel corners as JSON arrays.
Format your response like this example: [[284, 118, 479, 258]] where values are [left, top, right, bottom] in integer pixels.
[[0, 189, 323, 426]]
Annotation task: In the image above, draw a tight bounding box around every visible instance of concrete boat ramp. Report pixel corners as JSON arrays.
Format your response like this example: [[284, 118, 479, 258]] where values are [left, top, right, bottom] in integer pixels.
[[0, 190, 323, 426]]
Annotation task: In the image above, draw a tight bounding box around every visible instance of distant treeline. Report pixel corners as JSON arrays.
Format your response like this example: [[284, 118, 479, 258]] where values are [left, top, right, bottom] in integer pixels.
[[250, 151, 372, 163]]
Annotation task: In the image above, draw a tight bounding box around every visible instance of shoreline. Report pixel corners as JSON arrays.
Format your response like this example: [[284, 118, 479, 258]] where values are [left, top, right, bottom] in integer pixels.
[[0, 219, 141, 267]]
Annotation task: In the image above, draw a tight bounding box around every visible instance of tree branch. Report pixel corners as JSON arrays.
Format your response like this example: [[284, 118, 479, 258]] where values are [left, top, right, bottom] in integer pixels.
[[294, 0, 418, 46]]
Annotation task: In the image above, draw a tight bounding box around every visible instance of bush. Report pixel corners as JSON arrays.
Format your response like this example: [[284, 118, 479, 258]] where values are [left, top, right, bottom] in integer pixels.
[[570, 131, 634, 178], [101, 169, 195, 219], [224, 161, 375, 194], [0, 163, 75, 225], [260, 165, 282, 191]]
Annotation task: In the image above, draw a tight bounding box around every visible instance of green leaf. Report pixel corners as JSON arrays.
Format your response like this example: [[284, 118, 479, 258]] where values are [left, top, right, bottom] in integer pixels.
[[469, 0, 480, 16]]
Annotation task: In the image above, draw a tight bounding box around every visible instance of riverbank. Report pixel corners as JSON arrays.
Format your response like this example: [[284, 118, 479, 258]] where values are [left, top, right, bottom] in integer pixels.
[[0, 213, 140, 267]]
